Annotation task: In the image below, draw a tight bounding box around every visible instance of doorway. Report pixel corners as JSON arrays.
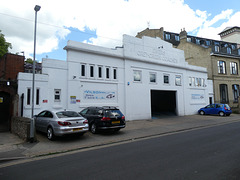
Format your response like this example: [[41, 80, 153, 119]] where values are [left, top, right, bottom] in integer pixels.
[[0, 92, 11, 131], [151, 90, 176, 118]]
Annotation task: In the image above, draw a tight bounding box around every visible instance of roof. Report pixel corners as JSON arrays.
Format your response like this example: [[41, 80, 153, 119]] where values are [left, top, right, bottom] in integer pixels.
[[218, 26, 240, 35]]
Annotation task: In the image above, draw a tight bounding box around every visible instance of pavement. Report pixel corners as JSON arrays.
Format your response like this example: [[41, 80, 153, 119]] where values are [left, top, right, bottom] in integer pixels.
[[1, 114, 240, 166]]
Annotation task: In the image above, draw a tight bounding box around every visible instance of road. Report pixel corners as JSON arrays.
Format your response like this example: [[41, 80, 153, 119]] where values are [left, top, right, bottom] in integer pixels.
[[1, 121, 240, 180]]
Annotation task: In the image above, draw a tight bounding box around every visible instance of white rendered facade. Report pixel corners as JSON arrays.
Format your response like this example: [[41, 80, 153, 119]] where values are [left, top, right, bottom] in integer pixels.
[[18, 35, 212, 120]]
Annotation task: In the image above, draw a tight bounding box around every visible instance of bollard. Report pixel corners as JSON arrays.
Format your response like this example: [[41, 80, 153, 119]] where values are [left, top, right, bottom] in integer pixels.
[[30, 118, 35, 143]]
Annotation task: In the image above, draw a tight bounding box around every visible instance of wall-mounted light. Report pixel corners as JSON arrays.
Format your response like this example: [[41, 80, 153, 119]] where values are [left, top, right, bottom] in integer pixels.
[[7, 81, 10, 86]]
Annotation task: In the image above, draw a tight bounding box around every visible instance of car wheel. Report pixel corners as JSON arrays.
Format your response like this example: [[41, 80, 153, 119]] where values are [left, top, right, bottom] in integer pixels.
[[199, 111, 205, 115], [219, 111, 225, 117], [47, 127, 55, 140], [90, 123, 97, 134]]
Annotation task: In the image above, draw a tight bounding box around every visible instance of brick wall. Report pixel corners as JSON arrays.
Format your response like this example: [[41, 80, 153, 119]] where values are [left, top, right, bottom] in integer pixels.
[[0, 53, 24, 80]]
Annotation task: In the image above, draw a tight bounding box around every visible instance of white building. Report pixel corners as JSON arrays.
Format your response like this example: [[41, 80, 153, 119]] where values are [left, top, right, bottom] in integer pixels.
[[18, 35, 213, 120]]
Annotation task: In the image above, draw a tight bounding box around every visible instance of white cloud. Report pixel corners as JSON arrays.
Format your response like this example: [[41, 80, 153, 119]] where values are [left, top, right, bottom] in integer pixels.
[[0, 0, 239, 60], [196, 10, 240, 40]]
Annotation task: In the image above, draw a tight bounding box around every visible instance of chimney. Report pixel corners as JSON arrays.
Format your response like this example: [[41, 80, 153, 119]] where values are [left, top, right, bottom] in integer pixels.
[[179, 28, 187, 41]]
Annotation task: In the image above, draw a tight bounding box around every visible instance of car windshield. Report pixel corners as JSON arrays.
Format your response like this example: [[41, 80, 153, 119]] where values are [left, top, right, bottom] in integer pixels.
[[56, 111, 81, 118], [104, 109, 123, 117]]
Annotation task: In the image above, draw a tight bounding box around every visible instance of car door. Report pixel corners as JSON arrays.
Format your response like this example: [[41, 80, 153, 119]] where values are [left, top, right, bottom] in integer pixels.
[[41, 111, 54, 132], [35, 111, 47, 132], [204, 104, 215, 114], [86, 109, 99, 124], [215, 104, 224, 114]]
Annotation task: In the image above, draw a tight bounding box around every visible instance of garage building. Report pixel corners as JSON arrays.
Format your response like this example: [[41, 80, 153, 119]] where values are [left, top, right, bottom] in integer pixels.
[[18, 35, 213, 120]]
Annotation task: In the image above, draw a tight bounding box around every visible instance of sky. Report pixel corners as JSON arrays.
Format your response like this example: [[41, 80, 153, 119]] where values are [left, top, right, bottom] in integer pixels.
[[0, 0, 240, 61]]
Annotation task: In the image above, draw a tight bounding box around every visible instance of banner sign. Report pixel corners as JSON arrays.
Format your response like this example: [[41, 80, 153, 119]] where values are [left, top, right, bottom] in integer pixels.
[[84, 90, 116, 100], [191, 94, 204, 100]]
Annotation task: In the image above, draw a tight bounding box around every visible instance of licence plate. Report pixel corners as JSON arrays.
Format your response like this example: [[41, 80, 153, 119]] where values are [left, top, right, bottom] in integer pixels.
[[73, 128, 83, 131], [112, 121, 120, 124]]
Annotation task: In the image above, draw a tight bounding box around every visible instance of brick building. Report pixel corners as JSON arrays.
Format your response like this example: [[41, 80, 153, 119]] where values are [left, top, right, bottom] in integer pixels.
[[136, 27, 240, 108], [0, 53, 25, 131]]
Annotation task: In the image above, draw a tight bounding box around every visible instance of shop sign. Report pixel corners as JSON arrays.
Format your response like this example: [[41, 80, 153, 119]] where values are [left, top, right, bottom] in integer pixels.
[[84, 90, 116, 100]]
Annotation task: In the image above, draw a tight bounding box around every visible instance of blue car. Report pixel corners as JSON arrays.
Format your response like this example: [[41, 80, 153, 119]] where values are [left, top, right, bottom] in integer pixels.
[[198, 103, 232, 116]]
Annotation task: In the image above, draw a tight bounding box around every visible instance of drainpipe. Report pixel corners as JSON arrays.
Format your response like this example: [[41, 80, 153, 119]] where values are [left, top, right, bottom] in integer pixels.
[[21, 93, 24, 117]]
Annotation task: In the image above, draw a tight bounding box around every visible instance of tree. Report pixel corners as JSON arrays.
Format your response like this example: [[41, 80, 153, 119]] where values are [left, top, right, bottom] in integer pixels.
[[25, 58, 34, 64], [0, 30, 12, 58]]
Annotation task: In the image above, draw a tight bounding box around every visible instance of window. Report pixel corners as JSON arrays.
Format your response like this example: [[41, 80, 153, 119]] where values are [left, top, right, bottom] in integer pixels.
[[187, 37, 191, 42], [201, 78, 205, 87], [196, 39, 200, 45], [27, 88, 31, 105], [232, 84, 239, 103], [175, 75, 181, 86], [230, 62, 238, 75], [90, 65, 94, 77], [113, 68, 117, 80], [80, 108, 88, 116], [206, 40, 210, 46], [164, 75, 169, 84], [231, 45, 236, 50], [36, 88, 40, 105], [192, 77, 195, 86], [165, 34, 170, 40], [81, 64, 86, 77], [150, 73, 156, 83], [98, 66, 102, 78], [227, 47, 231, 54], [218, 61, 226, 74], [189, 77, 192, 86], [238, 49, 240, 55], [133, 70, 141, 82], [54, 89, 61, 102], [195, 78, 199, 86], [220, 84, 228, 103], [106, 67, 110, 79], [215, 46, 219, 52], [175, 35, 179, 41]]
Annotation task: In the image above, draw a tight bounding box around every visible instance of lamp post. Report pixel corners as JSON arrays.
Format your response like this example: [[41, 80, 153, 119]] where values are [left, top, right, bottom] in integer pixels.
[[31, 5, 41, 118]]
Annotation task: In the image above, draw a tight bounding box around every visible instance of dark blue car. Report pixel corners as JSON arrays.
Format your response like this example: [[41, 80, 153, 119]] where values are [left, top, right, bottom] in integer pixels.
[[198, 103, 232, 116]]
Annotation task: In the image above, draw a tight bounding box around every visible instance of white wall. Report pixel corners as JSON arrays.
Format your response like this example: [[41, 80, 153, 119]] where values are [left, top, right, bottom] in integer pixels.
[[17, 73, 49, 117]]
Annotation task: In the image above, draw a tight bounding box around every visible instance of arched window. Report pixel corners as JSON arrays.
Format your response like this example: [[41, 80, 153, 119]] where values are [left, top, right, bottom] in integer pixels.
[[232, 84, 239, 103], [220, 84, 228, 103], [227, 47, 231, 54]]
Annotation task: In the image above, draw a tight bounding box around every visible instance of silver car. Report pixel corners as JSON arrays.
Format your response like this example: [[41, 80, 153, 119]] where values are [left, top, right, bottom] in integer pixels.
[[35, 110, 89, 140]]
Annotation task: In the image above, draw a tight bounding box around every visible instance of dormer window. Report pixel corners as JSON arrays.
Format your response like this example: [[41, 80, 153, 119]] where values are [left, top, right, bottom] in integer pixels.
[[227, 47, 231, 54], [165, 34, 170, 40], [175, 35, 179, 41], [215, 46, 220, 52], [196, 39, 200, 45], [187, 37, 191, 42], [206, 40, 210, 46]]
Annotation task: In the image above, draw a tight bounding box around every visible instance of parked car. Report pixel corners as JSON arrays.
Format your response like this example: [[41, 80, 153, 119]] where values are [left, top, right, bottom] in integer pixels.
[[35, 110, 89, 140], [79, 106, 126, 134], [198, 103, 232, 116]]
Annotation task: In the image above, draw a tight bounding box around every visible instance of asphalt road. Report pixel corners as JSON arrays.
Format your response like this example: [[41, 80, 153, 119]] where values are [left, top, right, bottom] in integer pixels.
[[1, 121, 240, 180]]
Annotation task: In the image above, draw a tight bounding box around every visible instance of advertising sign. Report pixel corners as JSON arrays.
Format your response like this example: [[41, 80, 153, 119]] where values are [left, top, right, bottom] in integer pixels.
[[84, 90, 116, 100]]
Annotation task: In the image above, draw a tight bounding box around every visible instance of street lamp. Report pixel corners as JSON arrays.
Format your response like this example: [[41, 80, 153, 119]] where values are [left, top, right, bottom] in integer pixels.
[[31, 5, 41, 118]]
